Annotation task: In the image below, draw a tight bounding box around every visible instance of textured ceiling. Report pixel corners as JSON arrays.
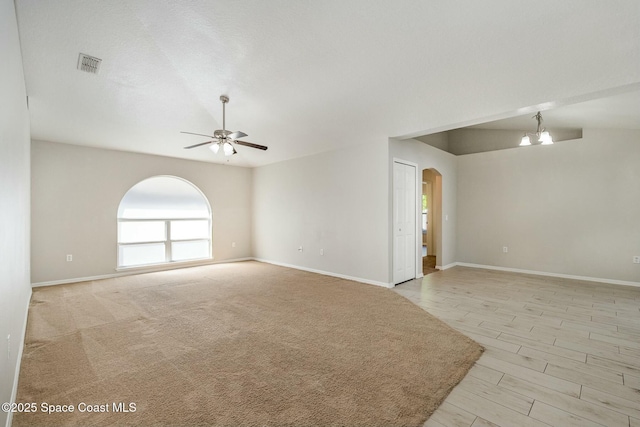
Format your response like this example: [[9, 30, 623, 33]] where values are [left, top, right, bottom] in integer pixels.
[[15, 0, 640, 167]]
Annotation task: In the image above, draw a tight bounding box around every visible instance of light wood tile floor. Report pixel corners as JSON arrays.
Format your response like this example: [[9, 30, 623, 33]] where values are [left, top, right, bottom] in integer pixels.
[[393, 267, 640, 427]]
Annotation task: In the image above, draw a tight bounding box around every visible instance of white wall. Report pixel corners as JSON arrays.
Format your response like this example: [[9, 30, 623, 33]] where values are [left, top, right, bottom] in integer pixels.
[[31, 141, 253, 284], [389, 139, 458, 270], [0, 1, 32, 425], [252, 140, 389, 285], [457, 129, 640, 284]]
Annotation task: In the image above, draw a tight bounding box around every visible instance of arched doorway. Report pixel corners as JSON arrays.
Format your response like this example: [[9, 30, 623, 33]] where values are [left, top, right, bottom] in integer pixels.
[[117, 176, 212, 268], [422, 168, 442, 275]]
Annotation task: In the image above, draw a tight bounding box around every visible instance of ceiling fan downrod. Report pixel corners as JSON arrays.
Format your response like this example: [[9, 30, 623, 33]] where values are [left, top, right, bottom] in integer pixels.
[[220, 95, 229, 134]]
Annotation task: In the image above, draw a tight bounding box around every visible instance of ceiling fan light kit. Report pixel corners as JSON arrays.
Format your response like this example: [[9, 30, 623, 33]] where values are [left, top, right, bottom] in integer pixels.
[[222, 141, 236, 156], [181, 95, 268, 156], [520, 111, 554, 147]]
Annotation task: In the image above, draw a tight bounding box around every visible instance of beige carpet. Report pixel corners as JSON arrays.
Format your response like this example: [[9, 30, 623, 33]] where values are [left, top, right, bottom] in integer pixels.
[[15, 261, 482, 427]]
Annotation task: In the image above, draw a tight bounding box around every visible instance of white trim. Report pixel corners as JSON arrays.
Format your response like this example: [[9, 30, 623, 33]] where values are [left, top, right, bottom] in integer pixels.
[[254, 258, 393, 288], [115, 256, 215, 272], [437, 262, 458, 270], [6, 287, 32, 427], [392, 157, 419, 168], [455, 262, 640, 288], [33, 257, 393, 289], [31, 257, 253, 287]]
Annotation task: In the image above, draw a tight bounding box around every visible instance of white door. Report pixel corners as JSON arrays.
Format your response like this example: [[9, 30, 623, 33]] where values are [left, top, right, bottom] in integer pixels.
[[393, 161, 417, 285]]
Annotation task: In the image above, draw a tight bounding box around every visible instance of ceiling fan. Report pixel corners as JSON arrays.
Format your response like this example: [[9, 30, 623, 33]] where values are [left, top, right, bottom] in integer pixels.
[[181, 95, 268, 156]]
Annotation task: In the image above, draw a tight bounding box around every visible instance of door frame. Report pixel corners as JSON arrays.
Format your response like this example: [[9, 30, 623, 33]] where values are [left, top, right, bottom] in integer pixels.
[[392, 158, 421, 285]]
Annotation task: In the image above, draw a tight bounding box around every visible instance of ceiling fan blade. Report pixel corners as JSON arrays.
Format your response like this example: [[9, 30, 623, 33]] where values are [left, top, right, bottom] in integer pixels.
[[228, 131, 248, 140], [235, 140, 268, 151], [184, 141, 213, 149], [181, 131, 215, 138]]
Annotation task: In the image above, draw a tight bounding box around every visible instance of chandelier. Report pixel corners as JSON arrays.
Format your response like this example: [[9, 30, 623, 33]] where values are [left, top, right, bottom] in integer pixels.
[[520, 111, 553, 146]]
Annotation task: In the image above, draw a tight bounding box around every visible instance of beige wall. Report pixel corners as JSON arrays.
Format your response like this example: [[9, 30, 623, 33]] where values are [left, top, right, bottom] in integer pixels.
[[0, 0, 32, 425], [31, 141, 253, 284], [252, 140, 390, 285], [457, 129, 640, 283]]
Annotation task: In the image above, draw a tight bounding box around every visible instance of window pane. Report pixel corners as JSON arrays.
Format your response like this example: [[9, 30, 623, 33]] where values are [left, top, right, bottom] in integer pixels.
[[171, 240, 210, 261], [170, 220, 209, 240], [120, 208, 209, 219], [118, 176, 210, 219], [119, 221, 166, 243], [119, 243, 166, 267]]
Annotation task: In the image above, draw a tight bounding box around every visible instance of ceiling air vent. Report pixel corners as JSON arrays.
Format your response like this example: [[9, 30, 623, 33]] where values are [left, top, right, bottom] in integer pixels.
[[77, 53, 101, 74]]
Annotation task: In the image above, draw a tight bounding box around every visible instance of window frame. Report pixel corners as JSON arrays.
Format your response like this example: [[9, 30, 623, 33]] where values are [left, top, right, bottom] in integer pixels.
[[116, 176, 212, 270]]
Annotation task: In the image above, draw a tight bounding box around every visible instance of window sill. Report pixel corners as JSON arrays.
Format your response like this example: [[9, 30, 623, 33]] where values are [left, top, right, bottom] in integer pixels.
[[115, 257, 214, 273]]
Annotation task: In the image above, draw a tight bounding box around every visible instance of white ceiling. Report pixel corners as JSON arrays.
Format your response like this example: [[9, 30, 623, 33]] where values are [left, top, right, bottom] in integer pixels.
[[15, 0, 640, 167]]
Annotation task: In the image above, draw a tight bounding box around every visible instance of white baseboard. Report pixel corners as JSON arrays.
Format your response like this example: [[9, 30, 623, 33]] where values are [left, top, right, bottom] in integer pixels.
[[253, 258, 392, 288], [33, 257, 637, 292], [455, 262, 640, 288], [6, 287, 32, 427], [31, 257, 254, 287], [32, 257, 392, 289]]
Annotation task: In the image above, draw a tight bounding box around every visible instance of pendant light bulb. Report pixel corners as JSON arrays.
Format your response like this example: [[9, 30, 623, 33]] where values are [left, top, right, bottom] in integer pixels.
[[210, 142, 220, 154], [539, 131, 553, 145], [223, 141, 234, 156], [520, 135, 531, 146]]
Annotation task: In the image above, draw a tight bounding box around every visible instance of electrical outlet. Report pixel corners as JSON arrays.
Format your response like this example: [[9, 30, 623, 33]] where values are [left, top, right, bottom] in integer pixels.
[[298, 246, 303, 252], [66, 254, 73, 262], [320, 249, 324, 256], [7, 335, 10, 360], [231, 242, 236, 248], [633, 256, 640, 264], [503, 247, 508, 253]]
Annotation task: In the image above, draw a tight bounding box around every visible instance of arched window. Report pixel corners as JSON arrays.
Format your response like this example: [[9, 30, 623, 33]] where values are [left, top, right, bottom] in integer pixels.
[[117, 176, 212, 268]]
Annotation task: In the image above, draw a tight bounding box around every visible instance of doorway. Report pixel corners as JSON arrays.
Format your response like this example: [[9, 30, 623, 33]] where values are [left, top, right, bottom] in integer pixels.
[[422, 168, 442, 275]]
